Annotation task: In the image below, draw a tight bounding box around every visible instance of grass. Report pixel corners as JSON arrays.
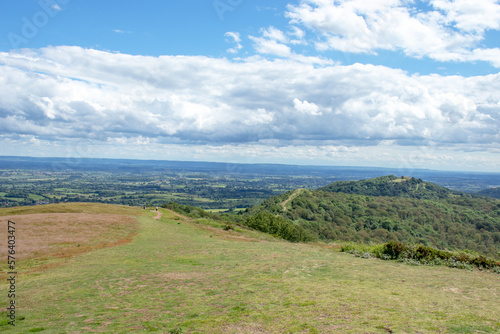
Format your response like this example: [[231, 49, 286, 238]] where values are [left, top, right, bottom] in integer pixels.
[[0, 203, 140, 274], [0, 203, 499, 333]]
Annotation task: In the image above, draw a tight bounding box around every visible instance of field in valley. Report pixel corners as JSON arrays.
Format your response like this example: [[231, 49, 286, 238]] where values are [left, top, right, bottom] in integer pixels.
[[0, 204, 499, 333]]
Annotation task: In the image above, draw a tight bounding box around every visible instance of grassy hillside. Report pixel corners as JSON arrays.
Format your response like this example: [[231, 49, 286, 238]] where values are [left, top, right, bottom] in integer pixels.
[[247, 176, 500, 259], [0, 203, 499, 333]]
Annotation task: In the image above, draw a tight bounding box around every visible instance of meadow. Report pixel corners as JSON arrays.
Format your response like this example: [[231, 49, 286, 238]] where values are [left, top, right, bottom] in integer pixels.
[[0, 203, 499, 333]]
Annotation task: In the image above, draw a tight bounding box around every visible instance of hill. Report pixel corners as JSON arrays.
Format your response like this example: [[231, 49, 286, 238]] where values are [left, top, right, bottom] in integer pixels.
[[476, 187, 500, 199], [0, 203, 499, 333], [319, 175, 460, 199], [247, 176, 500, 258]]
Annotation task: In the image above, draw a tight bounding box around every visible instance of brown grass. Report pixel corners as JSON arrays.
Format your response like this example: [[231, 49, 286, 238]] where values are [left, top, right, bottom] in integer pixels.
[[0, 202, 142, 216], [0, 209, 139, 273]]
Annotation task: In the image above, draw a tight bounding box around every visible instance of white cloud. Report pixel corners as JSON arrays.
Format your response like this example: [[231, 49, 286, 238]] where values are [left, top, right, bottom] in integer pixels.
[[250, 27, 292, 57], [249, 26, 334, 65], [0, 46, 498, 170], [293, 98, 322, 115], [286, 0, 500, 66], [431, 0, 500, 32], [225, 32, 243, 54], [113, 29, 132, 34], [290, 26, 306, 41]]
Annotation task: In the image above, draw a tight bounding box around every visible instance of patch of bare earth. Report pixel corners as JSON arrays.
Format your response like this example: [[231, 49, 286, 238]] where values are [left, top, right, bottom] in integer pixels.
[[0, 213, 138, 272]]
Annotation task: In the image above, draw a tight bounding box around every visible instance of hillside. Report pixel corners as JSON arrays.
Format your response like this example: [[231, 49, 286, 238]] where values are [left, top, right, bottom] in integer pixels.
[[248, 176, 500, 258], [1, 203, 499, 333], [476, 187, 500, 199], [319, 175, 460, 199]]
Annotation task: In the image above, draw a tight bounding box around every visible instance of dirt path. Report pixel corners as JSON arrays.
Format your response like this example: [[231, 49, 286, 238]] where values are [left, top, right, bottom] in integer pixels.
[[280, 189, 303, 212], [151, 210, 163, 220]]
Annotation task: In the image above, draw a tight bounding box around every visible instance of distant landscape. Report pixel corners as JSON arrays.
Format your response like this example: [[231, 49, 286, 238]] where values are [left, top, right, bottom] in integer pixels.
[[1, 155, 500, 332], [1, 156, 499, 210]]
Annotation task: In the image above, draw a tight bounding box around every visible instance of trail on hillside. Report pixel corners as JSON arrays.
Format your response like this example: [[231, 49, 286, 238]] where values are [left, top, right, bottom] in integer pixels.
[[280, 189, 303, 212], [150, 210, 163, 220]]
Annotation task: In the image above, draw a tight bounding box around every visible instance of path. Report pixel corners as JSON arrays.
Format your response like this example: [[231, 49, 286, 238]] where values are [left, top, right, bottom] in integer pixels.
[[280, 189, 303, 212], [150, 210, 163, 220]]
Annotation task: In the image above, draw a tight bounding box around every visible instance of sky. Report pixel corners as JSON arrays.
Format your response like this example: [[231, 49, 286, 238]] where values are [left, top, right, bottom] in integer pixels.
[[0, 0, 499, 172]]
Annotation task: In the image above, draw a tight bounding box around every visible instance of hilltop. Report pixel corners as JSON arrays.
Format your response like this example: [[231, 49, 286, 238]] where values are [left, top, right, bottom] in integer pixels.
[[0, 202, 499, 333], [319, 175, 460, 199], [247, 176, 500, 258]]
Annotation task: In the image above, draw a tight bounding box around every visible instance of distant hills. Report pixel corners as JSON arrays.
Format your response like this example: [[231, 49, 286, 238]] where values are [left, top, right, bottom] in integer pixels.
[[319, 175, 460, 200], [476, 187, 500, 199], [246, 175, 500, 258]]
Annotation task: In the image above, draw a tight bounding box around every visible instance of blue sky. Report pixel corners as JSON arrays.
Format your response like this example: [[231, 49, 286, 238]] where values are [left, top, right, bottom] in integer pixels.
[[0, 0, 499, 171]]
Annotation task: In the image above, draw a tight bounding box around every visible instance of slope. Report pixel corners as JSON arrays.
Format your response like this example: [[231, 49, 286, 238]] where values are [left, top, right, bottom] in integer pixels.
[[319, 175, 459, 199], [1, 203, 499, 333], [250, 176, 500, 258], [476, 187, 500, 199]]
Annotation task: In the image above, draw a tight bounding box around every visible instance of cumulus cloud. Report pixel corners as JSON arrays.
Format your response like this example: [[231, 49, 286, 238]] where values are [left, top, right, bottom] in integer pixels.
[[250, 27, 292, 57], [0, 46, 498, 169], [293, 98, 322, 116], [286, 0, 500, 66]]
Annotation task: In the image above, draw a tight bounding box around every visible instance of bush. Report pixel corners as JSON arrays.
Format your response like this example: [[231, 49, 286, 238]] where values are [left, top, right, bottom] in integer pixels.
[[243, 212, 315, 243], [382, 241, 407, 259], [345, 241, 500, 272]]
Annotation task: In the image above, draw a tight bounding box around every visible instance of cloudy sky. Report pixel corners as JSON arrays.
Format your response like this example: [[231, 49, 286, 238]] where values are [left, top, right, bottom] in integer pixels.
[[0, 0, 499, 172]]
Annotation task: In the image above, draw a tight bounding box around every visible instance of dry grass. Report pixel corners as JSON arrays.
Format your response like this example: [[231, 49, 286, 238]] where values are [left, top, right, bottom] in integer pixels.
[[0, 202, 142, 216], [0, 204, 139, 273]]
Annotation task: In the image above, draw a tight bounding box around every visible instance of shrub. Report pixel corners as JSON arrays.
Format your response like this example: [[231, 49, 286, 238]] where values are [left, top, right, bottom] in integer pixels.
[[382, 241, 407, 259], [243, 212, 315, 243]]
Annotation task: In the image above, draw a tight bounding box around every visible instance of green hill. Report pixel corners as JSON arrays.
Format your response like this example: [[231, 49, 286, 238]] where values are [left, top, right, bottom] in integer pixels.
[[1, 203, 499, 333], [247, 176, 500, 259], [476, 187, 500, 199], [320, 175, 459, 199]]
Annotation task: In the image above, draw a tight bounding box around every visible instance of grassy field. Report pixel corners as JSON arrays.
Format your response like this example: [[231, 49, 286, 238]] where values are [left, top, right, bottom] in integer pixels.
[[0, 204, 499, 333]]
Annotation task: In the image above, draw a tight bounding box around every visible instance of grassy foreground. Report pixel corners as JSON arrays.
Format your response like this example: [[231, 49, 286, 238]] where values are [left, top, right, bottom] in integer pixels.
[[1, 204, 499, 333]]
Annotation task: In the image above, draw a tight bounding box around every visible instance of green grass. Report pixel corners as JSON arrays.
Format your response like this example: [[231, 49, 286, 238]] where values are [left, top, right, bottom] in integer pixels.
[[1, 204, 499, 333], [27, 195, 45, 201]]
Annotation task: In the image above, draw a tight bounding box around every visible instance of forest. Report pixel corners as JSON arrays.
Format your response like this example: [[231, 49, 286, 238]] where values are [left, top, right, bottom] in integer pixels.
[[244, 176, 500, 259]]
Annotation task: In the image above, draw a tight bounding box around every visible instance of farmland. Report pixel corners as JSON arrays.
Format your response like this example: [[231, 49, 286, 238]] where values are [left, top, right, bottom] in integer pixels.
[[1, 156, 499, 211]]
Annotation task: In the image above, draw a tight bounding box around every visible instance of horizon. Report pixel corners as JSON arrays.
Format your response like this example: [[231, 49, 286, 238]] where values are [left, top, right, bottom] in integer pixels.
[[2, 154, 499, 175], [1, 1, 499, 172]]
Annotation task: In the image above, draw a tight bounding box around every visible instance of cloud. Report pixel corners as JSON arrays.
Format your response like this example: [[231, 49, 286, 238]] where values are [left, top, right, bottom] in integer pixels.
[[0, 46, 498, 169], [285, 0, 500, 67], [250, 27, 292, 57], [225, 32, 243, 54], [293, 98, 322, 116], [431, 0, 500, 32], [249, 26, 334, 65], [113, 29, 132, 34]]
